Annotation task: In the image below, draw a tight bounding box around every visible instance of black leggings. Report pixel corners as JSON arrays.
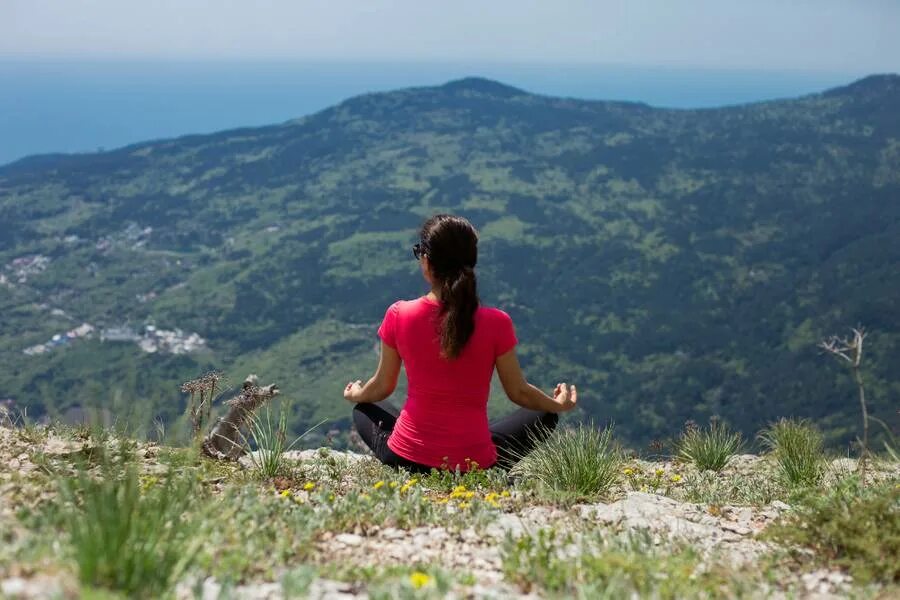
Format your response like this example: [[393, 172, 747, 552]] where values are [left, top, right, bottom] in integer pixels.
[[352, 401, 558, 472]]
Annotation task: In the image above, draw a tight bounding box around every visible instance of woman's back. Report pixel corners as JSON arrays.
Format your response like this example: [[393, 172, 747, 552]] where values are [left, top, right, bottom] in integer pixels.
[[346, 213, 574, 473], [379, 296, 517, 469]]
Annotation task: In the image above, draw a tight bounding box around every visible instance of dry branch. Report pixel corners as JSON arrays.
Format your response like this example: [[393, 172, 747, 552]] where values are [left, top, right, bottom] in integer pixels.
[[200, 374, 280, 460], [819, 326, 869, 485]]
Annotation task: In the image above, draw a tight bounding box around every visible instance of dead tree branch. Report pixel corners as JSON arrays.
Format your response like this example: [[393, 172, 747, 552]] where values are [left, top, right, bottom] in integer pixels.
[[819, 326, 869, 485], [201, 374, 280, 460]]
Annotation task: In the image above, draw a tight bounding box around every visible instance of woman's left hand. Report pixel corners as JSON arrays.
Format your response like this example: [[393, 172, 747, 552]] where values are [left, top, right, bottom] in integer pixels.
[[343, 380, 363, 402]]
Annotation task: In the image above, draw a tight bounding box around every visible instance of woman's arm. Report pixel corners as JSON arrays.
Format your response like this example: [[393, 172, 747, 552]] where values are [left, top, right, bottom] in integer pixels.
[[495, 349, 577, 413], [343, 341, 402, 404]]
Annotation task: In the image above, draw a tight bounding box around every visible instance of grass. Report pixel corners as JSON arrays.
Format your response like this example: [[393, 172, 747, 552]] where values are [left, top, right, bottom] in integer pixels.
[[56, 443, 203, 597], [511, 424, 622, 500], [766, 476, 899, 584], [502, 527, 752, 598], [676, 419, 742, 472], [759, 418, 825, 487], [4, 421, 897, 597], [245, 403, 325, 479]]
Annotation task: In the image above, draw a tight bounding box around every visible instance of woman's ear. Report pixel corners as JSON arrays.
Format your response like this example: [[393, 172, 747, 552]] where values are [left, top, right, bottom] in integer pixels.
[[421, 255, 434, 284]]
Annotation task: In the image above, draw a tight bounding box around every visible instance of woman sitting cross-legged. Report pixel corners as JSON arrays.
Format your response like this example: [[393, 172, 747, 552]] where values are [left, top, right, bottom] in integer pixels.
[[343, 214, 577, 473]]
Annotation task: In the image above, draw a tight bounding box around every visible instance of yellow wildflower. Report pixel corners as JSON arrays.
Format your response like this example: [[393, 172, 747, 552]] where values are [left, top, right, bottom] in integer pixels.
[[458, 501, 471, 509], [279, 489, 292, 498], [484, 492, 499, 503], [389, 481, 399, 489], [449, 486, 467, 499], [655, 468, 665, 477], [409, 571, 432, 589], [500, 490, 511, 498], [373, 480, 385, 490], [464, 491, 475, 499], [670, 474, 682, 483], [623, 467, 634, 476], [406, 478, 419, 486], [303, 482, 316, 491]]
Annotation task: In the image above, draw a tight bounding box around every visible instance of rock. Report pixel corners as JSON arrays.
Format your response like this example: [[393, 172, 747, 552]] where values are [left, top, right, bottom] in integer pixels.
[[381, 527, 407, 540], [829, 458, 857, 474], [484, 513, 527, 539], [721, 521, 752, 536], [201, 577, 222, 600], [307, 578, 361, 599], [0, 576, 65, 599], [1, 578, 27, 597], [334, 533, 364, 546], [724, 454, 765, 473]]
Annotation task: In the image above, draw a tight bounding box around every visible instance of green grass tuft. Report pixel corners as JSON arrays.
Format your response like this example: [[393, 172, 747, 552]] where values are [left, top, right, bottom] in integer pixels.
[[511, 424, 621, 499], [246, 404, 324, 479], [676, 419, 742, 472], [57, 446, 203, 597], [759, 418, 825, 487]]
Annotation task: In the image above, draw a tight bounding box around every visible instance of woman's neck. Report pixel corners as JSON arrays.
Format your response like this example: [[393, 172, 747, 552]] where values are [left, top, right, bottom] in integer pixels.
[[426, 287, 441, 302]]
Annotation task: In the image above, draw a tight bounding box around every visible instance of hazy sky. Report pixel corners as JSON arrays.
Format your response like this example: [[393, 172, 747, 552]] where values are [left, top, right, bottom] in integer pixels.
[[2, 0, 898, 72]]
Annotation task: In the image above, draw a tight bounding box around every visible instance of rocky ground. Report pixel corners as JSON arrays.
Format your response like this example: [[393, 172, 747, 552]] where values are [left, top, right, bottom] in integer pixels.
[[0, 426, 897, 599]]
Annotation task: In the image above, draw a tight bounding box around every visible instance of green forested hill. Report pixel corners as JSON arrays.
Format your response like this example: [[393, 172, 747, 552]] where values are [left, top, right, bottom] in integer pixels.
[[1, 75, 898, 447]]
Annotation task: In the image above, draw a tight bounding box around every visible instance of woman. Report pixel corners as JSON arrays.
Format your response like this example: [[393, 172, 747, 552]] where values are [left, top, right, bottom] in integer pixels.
[[343, 214, 577, 472]]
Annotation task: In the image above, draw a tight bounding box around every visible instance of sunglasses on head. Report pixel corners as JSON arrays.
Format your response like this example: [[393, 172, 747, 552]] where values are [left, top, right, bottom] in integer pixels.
[[412, 242, 428, 260]]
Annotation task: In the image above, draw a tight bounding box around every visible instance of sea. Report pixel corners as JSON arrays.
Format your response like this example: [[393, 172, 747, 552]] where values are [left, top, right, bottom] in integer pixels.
[[0, 60, 863, 166]]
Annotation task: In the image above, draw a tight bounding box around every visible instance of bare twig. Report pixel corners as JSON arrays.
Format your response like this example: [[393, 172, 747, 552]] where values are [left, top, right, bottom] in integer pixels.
[[819, 326, 869, 485], [180, 371, 225, 440]]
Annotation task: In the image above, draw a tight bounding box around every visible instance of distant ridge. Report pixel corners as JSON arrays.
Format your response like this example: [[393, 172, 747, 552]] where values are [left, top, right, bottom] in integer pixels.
[[823, 73, 900, 96], [439, 77, 527, 97], [3, 73, 899, 169]]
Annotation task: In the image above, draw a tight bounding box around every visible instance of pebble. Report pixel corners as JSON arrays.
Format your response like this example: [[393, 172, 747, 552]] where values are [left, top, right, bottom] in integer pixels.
[[334, 533, 364, 546]]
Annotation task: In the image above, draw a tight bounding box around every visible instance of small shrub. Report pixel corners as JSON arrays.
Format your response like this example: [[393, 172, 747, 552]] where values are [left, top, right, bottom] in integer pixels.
[[511, 424, 621, 499], [759, 418, 825, 487], [502, 527, 747, 597], [767, 477, 899, 584], [676, 419, 742, 472], [420, 463, 509, 494], [57, 449, 202, 597], [679, 470, 785, 506]]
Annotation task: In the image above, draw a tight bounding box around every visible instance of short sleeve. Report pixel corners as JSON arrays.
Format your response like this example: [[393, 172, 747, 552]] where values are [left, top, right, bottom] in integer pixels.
[[494, 310, 518, 358], [377, 301, 400, 349]]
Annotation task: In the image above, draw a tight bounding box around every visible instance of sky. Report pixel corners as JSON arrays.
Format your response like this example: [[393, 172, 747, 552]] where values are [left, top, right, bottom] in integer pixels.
[[2, 0, 899, 72]]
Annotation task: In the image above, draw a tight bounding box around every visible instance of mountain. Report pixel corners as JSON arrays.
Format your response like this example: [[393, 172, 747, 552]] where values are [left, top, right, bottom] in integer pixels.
[[1, 75, 898, 447]]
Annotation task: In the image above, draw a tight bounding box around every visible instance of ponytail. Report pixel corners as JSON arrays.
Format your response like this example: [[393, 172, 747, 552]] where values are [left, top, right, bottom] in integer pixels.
[[419, 214, 480, 359], [439, 265, 479, 359]]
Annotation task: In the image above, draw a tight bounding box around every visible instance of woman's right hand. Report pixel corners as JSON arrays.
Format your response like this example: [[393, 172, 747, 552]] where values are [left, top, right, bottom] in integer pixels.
[[552, 383, 577, 412]]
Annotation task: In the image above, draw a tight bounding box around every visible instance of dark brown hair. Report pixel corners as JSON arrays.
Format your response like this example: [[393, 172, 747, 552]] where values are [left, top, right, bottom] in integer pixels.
[[420, 214, 479, 359]]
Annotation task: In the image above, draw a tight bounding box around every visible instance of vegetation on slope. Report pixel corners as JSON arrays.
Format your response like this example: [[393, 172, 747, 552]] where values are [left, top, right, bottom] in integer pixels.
[[1, 75, 899, 446]]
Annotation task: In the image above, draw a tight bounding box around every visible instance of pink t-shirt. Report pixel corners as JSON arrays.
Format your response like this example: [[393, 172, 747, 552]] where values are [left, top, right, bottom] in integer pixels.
[[377, 296, 518, 471]]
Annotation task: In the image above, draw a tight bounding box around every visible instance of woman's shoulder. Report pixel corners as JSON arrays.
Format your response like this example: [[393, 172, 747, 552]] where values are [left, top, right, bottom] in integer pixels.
[[477, 304, 514, 324]]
